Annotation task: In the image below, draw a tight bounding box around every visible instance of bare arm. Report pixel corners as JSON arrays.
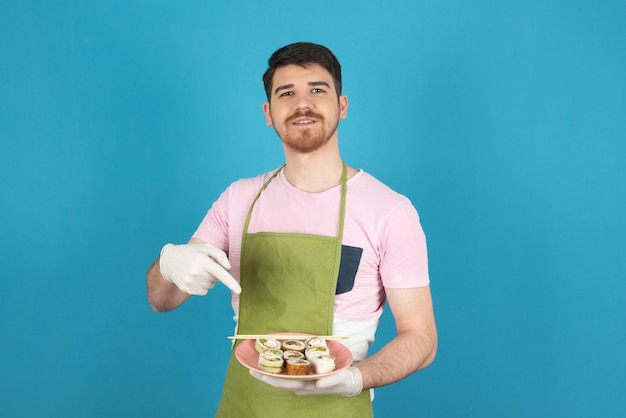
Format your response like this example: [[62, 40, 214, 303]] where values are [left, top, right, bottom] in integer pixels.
[[355, 286, 437, 389], [146, 257, 191, 312], [146, 237, 205, 312]]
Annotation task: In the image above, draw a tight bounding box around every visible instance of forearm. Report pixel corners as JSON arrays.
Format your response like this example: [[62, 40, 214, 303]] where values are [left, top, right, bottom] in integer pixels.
[[146, 258, 190, 312], [355, 328, 437, 389], [354, 286, 438, 389]]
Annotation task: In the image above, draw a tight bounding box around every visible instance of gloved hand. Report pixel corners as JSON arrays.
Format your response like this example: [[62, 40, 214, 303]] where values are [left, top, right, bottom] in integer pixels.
[[159, 242, 241, 295], [250, 366, 363, 397]]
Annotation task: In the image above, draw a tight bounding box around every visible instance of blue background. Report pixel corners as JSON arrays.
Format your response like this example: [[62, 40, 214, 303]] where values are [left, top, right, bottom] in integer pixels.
[[1, 1, 625, 417]]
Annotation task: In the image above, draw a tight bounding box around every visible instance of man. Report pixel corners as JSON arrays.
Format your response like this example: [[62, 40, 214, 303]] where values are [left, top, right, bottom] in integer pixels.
[[147, 42, 437, 417]]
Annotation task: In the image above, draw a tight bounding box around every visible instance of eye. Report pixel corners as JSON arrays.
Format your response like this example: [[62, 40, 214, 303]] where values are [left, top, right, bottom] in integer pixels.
[[311, 88, 325, 94], [280, 91, 294, 97]]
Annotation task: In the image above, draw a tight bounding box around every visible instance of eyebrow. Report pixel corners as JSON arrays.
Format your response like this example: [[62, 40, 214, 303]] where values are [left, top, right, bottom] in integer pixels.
[[273, 81, 331, 96]]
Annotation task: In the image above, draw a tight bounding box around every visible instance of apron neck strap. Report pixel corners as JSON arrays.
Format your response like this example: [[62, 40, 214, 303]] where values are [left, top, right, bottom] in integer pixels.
[[241, 165, 284, 240], [336, 161, 348, 243]]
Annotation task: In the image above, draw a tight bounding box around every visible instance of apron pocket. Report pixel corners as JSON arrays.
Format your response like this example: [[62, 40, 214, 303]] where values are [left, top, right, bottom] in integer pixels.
[[336, 245, 362, 294]]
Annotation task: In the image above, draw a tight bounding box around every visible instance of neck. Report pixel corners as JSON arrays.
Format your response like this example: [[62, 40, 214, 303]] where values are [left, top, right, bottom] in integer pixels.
[[282, 140, 351, 193]]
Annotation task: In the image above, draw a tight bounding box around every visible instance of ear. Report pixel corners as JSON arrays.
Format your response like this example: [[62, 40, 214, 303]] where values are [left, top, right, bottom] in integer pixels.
[[263, 102, 273, 126], [339, 95, 349, 119]]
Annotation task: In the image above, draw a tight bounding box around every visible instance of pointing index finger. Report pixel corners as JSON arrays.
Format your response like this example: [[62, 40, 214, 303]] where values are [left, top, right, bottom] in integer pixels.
[[215, 269, 242, 294]]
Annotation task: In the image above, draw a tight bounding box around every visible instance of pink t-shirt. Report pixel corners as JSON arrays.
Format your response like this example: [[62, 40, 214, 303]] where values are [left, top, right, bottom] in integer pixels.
[[193, 168, 429, 324]]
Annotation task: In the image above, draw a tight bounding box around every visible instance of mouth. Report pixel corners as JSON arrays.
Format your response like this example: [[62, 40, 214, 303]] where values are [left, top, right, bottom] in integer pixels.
[[288, 110, 321, 126], [292, 118, 316, 126]]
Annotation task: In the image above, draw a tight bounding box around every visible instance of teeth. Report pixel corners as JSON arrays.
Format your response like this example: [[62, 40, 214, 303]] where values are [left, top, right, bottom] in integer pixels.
[[294, 120, 314, 125]]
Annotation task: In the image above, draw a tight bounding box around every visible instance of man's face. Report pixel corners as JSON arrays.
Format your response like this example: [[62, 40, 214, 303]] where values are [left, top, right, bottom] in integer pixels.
[[263, 64, 348, 154]]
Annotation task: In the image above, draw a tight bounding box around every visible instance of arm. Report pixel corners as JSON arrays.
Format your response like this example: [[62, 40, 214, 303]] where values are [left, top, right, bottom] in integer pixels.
[[355, 285, 437, 389], [146, 255, 192, 313], [146, 237, 240, 312]]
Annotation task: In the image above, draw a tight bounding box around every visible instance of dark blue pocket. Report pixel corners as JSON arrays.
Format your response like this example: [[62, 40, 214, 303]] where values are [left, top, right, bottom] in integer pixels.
[[336, 245, 363, 294]]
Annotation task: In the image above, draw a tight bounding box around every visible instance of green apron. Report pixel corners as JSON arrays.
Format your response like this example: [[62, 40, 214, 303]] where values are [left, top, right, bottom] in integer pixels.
[[215, 164, 372, 417]]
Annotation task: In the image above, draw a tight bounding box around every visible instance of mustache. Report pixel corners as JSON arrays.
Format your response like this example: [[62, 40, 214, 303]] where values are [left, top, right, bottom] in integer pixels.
[[287, 110, 323, 123]]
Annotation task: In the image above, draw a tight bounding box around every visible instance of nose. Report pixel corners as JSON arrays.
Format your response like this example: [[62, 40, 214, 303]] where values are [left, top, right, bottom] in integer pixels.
[[294, 95, 313, 112]]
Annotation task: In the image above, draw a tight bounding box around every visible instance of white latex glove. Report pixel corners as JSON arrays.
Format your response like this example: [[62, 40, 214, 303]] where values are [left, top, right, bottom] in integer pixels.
[[159, 243, 241, 295], [250, 366, 363, 397]]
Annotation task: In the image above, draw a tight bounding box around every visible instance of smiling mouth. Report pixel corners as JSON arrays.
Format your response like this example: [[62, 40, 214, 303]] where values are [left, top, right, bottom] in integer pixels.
[[292, 119, 315, 125]]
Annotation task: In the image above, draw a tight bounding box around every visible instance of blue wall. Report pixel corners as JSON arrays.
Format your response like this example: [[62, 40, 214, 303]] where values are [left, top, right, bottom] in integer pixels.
[[2, 1, 625, 417]]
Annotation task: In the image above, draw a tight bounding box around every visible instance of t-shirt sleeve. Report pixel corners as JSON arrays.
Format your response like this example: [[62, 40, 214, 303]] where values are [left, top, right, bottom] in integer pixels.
[[379, 198, 430, 288], [191, 187, 230, 252]]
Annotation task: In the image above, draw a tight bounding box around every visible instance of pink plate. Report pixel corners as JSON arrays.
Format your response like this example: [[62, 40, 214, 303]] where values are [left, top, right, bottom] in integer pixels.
[[235, 332, 353, 381]]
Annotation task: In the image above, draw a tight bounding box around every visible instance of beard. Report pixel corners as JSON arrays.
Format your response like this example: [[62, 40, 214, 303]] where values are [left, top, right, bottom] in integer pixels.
[[276, 110, 340, 154]]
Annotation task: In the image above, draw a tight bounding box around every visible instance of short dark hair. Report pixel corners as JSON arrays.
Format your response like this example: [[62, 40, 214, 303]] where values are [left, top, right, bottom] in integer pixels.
[[262, 42, 342, 100]]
